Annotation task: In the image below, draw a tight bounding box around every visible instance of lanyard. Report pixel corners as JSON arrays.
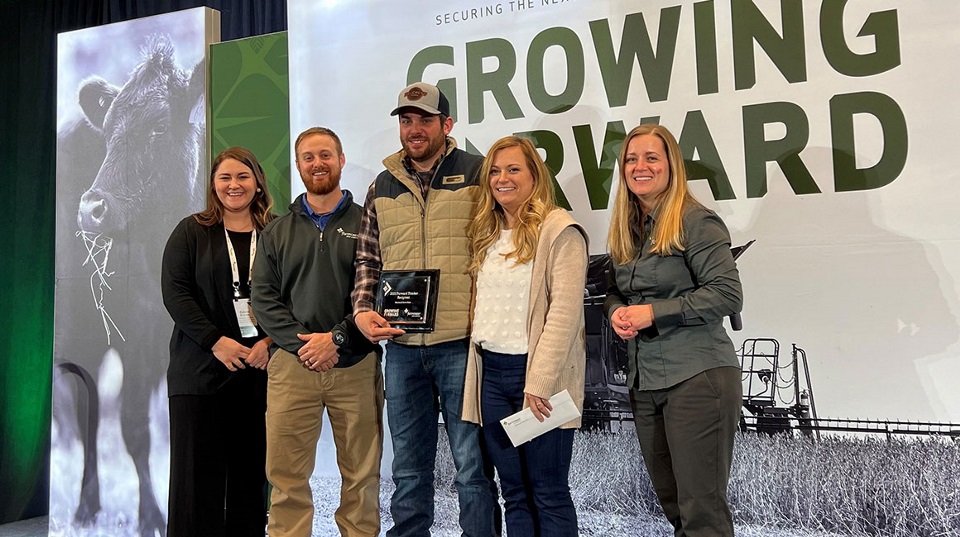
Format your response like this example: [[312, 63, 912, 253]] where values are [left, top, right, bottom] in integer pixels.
[[224, 226, 257, 299]]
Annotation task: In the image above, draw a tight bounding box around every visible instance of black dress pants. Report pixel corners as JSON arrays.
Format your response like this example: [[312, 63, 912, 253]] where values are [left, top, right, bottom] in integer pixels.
[[167, 369, 268, 537]]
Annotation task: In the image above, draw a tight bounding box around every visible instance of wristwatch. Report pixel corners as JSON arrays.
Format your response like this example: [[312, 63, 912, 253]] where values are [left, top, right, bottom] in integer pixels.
[[331, 326, 348, 348]]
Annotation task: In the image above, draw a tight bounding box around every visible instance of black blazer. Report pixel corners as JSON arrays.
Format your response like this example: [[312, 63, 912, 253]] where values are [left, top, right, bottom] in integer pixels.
[[161, 216, 266, 396]]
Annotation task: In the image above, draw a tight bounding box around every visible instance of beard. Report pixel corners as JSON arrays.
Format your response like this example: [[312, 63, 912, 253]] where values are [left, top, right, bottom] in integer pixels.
[[300, 167, 340, 196], [402, 132, 446, 165]]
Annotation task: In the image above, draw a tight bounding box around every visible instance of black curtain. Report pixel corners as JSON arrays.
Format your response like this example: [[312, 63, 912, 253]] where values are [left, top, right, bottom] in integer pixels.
[[0, 0, 286, 523]]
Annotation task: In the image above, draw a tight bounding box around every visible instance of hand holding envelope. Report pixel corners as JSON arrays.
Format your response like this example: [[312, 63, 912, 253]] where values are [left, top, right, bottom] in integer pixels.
[[499, 389, 581, 447]]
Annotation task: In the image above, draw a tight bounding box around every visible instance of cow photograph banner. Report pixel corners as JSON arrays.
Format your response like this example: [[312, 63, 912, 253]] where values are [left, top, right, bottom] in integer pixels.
[[52, 8, 218, 536], [288, 1, 960, 535]]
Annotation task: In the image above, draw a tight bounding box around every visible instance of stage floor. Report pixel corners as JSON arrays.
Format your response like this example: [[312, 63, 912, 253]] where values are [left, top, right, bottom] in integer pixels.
[[0, 516, 46, 537]]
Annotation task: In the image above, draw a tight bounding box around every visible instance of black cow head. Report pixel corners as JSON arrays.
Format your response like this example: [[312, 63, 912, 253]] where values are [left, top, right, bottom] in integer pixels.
[[77, 36, 205, 235]]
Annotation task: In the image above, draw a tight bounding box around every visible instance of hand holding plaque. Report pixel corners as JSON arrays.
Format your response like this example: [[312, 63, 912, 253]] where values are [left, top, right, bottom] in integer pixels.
[[375, 270, 439, 333]]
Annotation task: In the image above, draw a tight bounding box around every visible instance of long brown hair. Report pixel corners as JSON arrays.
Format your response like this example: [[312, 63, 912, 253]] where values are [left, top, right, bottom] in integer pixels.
[[194, 146, 275, 230], [607, 124, 701, 264], [467, 136, 558, 275]]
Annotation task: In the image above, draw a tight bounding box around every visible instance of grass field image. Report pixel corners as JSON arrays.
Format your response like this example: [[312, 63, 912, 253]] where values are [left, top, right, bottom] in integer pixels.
[[306, 428, 959, 536]]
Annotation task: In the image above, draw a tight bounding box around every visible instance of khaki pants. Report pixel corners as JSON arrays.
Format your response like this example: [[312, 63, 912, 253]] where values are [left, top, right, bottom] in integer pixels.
[[266, 348, 384, 537]]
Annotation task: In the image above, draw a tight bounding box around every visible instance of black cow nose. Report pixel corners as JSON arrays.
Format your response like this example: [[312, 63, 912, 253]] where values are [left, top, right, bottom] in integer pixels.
[[78, 191, 108, 230]]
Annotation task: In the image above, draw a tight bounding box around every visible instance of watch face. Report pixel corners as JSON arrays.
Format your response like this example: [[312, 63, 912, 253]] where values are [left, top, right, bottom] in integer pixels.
[[333, 331, 345, 346]]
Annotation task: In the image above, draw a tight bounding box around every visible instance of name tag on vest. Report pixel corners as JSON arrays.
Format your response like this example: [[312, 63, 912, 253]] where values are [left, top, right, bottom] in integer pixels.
[[442, 174, 465, 185]]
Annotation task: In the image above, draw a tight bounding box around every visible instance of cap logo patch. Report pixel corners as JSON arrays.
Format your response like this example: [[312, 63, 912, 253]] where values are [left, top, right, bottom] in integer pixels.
[[404, 87, 427, 101]]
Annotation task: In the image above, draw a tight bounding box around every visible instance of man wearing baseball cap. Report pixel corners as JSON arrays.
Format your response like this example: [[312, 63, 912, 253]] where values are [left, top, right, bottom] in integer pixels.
[[352, 82, 497, 536]]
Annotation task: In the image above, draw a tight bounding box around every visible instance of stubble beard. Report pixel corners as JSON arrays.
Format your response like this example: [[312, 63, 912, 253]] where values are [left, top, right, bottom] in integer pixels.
[[403, 134, 446, 167]]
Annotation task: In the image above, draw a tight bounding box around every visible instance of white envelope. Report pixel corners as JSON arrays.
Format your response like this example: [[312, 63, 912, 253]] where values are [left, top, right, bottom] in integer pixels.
[[499, 389, 581, 447]]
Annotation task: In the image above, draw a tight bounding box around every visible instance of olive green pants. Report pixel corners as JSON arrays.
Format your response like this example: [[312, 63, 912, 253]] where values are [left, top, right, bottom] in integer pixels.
[[630, 366, 741, 537]]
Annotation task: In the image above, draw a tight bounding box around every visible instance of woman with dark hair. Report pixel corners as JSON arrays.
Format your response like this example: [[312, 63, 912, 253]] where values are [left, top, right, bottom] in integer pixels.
[[605, 124, 743, 536], [462, 136, 587, 536], [161, 146, 275, 536]]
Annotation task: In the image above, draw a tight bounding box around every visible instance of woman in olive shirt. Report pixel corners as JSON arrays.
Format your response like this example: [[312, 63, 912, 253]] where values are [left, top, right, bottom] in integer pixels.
[[604, 124, 743, 536]]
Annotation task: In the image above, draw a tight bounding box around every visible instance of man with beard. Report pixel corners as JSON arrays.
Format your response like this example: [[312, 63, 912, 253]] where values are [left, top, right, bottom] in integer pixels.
[[252, 127, 384, 537], [353, 83, 497, 537]]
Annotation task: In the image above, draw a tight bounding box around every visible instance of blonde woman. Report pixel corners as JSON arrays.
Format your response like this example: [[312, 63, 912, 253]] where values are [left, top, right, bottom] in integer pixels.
[[605, 124, 743, 536], [463, 136, 587, 536]]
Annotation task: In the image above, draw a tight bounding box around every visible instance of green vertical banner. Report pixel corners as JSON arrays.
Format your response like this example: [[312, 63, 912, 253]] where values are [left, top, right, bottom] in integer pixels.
[[211, 31, 291, 210]]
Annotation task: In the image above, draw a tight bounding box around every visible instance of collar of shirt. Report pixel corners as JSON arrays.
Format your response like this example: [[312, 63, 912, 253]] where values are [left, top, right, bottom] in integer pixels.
[[632, 204, 658, 237], [301, 191, 347, 231]]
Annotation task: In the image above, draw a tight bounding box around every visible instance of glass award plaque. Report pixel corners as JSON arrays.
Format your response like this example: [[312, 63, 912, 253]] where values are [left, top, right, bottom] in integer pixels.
[[375, 269, 440, 333]]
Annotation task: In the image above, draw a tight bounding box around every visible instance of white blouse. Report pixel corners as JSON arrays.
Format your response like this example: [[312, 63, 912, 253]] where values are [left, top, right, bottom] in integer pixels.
[[472, 228, 533, 355]]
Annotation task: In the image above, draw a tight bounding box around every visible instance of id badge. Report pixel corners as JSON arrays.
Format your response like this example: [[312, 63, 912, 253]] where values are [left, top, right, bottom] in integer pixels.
[[233, 298, 258, 338]]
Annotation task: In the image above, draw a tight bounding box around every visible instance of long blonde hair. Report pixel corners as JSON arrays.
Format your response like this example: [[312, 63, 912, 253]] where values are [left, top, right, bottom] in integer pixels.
[[195, 146, 275, 231], [607, 124, 701, 264], [468, 136, 558, 275]]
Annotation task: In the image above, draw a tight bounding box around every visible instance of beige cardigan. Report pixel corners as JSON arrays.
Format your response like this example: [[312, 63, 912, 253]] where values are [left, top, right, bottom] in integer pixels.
[[462, 209, 588, 429]]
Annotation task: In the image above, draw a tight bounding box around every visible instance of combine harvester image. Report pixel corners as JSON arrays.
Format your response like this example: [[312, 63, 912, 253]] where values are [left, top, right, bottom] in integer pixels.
[[582, 240, 960, 440]]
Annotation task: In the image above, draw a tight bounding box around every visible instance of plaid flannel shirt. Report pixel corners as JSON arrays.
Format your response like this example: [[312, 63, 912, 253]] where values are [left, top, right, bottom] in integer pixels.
[[351, 150, 444, 314]]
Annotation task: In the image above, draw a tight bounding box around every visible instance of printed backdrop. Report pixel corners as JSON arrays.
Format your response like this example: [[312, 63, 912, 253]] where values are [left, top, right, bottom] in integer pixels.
[[52, 8, 217, 536], [287, 0, 960, 425], [43, 1, 960, 535]]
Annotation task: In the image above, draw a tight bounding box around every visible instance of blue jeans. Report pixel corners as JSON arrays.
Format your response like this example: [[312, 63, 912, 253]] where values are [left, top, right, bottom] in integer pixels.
[[385, 339, 496, 537], [481, 350, 577, 537]]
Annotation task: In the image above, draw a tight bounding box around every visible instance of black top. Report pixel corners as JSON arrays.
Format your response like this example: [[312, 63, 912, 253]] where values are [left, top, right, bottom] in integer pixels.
[[161, 217, 267, 396]]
